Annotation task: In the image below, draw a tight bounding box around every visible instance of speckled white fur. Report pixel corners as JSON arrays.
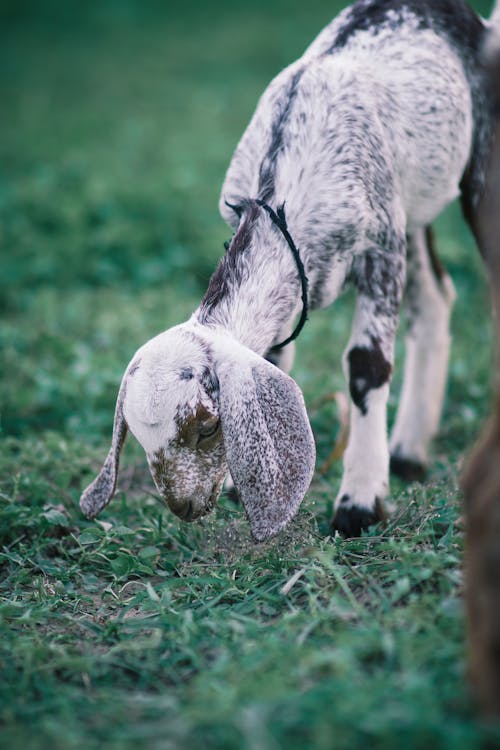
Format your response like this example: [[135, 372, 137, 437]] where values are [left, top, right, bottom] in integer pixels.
[[81, 1, 492, 539]]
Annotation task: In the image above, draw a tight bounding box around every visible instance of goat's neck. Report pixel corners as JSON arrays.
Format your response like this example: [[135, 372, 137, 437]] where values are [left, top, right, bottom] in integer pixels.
[[193, 208, 302, 356]]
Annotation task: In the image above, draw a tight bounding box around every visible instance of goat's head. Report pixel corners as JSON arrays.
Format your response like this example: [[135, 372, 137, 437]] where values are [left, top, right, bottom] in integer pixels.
[[80, 322, 315, 541]]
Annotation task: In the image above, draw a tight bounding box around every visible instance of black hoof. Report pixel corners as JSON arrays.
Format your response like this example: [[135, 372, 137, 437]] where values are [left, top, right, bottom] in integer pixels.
[[331, 495, 386, 538], [390, 454, 426, 482]]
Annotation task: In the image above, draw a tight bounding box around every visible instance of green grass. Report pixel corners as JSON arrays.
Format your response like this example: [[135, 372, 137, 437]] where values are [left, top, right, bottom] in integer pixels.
[[1, 0, 499, 747]]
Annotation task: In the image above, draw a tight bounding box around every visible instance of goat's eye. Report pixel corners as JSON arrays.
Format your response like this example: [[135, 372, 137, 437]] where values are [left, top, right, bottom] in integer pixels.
[[198, 419, 220, 443]]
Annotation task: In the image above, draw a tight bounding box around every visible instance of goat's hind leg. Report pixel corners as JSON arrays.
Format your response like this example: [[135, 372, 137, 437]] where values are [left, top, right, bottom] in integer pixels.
[[390, 227, 456, 479]]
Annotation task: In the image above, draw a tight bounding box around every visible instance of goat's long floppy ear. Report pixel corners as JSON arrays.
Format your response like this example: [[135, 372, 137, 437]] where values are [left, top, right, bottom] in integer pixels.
[[216, 346, 316, 542], [80, 376, 128, 519]]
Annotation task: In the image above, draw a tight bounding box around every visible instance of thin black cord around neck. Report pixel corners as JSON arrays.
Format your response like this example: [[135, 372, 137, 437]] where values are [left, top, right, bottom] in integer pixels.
[[255, 199, 309, 351]]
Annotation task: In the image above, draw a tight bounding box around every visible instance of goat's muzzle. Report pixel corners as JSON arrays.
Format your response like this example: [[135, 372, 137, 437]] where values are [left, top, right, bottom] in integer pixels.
[[163, 484, 220, 522]]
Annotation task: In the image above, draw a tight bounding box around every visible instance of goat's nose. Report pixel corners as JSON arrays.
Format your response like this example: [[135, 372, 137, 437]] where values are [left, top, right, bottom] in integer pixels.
[[168, 496, 207, 522], [166, 498, 193, 520], [177, 501, 193, 520]]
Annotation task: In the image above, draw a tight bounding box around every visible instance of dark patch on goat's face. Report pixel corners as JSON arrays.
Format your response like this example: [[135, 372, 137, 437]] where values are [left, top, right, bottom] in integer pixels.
[[174, 401, 219, 449], [347, 337, 392, 415], [200, 365, 219, 396], [148, 399, 227, 522]]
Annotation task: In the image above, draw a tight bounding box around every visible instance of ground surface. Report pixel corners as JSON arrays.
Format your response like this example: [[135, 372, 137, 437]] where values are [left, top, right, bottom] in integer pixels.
[[1, 1, 499, 748]]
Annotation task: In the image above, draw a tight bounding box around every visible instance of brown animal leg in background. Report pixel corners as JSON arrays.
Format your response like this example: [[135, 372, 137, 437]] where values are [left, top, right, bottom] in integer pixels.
[[463, 402, 500, 716], [462, 53, 500, 717]]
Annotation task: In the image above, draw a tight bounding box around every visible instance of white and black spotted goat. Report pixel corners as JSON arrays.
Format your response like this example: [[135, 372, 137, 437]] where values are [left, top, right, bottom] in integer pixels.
[[81, 0, 495, 539]]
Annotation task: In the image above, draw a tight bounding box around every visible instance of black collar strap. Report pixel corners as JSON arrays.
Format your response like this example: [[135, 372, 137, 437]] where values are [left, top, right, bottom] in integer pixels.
[[255, 200, 309, 351]]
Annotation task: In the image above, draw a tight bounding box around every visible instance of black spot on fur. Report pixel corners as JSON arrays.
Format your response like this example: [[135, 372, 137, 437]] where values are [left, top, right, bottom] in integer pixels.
[[348, 337, 392, 415], [200, 366, 219, 396], [390, 454, 427, 482], [331, 496, 386, 537], [258, 67, 305, 202], [328, 0, 484, 57], [179, 367, 194, 381], [128, 358, 141, 377]]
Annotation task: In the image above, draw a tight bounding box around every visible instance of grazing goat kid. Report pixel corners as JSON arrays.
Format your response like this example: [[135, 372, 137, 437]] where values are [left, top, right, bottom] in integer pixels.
[[81, 0, 493, 540]]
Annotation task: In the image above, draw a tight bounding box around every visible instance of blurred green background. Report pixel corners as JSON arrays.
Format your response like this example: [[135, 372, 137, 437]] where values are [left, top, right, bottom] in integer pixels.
[[0, 0, 493, 440], [0, 0, 367, 439], [1, 1, 499, 749]]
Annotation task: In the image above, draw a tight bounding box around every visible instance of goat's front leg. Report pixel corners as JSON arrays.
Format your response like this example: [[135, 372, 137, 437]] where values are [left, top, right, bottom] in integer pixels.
[[331, 254, 404, 537]]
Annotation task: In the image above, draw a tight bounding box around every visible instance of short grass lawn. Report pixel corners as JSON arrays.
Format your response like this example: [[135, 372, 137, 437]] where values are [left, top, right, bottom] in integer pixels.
[[1, 1, 499, 748]]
